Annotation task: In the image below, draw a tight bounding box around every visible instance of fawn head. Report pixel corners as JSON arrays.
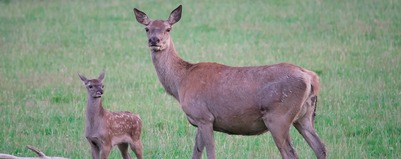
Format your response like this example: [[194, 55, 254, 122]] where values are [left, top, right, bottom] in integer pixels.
[[79, 71, 105, 98], [134, 5, 182, 52]]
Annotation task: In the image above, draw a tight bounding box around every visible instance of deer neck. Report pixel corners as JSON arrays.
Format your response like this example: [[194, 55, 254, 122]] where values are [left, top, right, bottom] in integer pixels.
[[151, 39, 191, 101], [85, 96, 106, 127]]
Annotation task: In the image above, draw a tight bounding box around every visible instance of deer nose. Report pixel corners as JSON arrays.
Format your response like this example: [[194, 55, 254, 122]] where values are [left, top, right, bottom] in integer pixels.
[[96, 90, 103, 96], [149, 37, 160, 46]]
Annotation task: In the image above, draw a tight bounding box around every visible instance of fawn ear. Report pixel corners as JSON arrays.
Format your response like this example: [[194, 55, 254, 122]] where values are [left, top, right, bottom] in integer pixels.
[[134, 8, 150, 25], [168, 5, 182, 25], [98, 70, 105, 82], [78, 73, 89, 85]]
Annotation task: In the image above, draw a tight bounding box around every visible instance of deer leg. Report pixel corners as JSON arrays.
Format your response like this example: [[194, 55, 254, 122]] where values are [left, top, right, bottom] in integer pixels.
[[100, 145, 111, 159], [130, 140, 143, 159], [191, 129, 205, 159], [118, 143, 131, 159], [263, 115, 298, 159], [293, 117, 326, 159], [196, 124, 215, 159], [89, 141, 100, 159]]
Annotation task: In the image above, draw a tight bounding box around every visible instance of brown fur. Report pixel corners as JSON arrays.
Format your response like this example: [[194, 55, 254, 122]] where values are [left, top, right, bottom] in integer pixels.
[[134, 5, 326, 159], [79, 71, 143, 159]]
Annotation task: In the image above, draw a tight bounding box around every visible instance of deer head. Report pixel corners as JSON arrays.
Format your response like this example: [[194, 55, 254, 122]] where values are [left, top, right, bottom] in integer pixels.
[[134, 5, 182, 52], [78, 71, 105, 98]]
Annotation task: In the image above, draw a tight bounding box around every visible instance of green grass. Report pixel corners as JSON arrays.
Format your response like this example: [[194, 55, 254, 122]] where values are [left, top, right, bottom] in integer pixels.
[[1, 0, 400, 158]]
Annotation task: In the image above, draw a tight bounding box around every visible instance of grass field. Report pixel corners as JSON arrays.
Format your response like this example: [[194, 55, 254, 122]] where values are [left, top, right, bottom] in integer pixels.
[[1, 0, 400, 158]]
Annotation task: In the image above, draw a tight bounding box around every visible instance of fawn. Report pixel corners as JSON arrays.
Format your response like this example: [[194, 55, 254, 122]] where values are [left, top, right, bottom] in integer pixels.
[[79, 71, 143, 159]]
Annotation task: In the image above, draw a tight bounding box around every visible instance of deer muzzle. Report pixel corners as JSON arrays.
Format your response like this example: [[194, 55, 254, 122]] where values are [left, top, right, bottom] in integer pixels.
[[95, 90, 103, 98], [148, 37, 163, 51]]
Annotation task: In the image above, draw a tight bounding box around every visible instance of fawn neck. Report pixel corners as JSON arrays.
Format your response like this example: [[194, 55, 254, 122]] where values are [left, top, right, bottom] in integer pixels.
[[85, 96, 106, 126], [151, 39, 192, 101]]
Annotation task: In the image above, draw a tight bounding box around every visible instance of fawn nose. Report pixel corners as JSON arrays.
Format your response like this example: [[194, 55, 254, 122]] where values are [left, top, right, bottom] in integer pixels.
[[96, 90, 103, 96], [149, 37, 160, 46]]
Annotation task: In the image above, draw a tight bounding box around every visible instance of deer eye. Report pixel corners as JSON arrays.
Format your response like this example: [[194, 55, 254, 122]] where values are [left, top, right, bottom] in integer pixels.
[[88, 85, 93, 89], [166, 28, 171, 32], [102, 85, 104, 88], [145, 28, 149, 32]]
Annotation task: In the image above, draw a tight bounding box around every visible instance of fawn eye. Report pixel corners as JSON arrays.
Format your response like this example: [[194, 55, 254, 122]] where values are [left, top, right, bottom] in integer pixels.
[[88, 85, 93, 89], [166, 28, 171, 32], [145, 28, 149, 32]]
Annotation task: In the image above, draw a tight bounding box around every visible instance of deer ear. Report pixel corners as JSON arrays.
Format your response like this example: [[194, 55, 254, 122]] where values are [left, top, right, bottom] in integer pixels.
[[98, 70, 105, 82], [168, 5, 182, 25], [134, 8, 150, 25], [78, 73, 89, 85]]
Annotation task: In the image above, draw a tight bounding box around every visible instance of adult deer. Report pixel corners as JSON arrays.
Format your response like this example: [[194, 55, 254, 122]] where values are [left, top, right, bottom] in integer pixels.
[[133, 5, 326, 159], [79, 71, 143, 159]]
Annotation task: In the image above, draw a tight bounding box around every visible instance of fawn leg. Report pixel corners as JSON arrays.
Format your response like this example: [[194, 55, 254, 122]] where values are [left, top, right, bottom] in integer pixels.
[[88, 141, 100, 159], [130, 140, 143, 159], [100, 145, 111, 159], [118, 143, 131, 159]]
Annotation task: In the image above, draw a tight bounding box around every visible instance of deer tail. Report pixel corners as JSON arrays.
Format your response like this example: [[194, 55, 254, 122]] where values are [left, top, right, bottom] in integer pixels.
[[307, 69, 320, 124]]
